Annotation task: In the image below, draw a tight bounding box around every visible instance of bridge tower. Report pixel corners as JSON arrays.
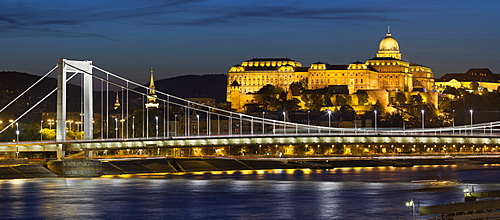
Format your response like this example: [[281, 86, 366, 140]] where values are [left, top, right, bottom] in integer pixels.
[[56, 59, 93, 159]]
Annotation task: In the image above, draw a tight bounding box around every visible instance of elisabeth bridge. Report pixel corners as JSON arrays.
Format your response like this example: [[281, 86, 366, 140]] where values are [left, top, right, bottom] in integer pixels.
[[1, 59, 500, 160]]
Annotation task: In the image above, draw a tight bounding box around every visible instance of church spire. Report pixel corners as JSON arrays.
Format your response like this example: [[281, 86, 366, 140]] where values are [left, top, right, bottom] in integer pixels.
[[114, 92, 120, 110], [145, 67, 159, 108], [149, 67, 156, 92]]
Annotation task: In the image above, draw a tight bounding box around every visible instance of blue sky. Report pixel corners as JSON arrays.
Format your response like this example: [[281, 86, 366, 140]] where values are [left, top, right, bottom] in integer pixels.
[[0, 0, 499, 83]]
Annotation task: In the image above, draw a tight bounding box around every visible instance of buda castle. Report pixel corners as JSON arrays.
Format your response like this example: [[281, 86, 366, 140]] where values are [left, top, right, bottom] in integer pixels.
[[226, 29, 435, 112]]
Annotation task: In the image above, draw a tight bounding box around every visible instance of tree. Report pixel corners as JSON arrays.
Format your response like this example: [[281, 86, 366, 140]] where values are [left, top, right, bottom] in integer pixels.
[[410, 94, 423, 104], [290, 77, 308, 92], [443, 86, 460, 96], [395, 92, 406, 104], [255, 85, 283, 111], [356, 91, 368, 105], [334, 94, 347, 106], [279, 98, 300, 112], [301, 93, 323, 110], [470, 81, 479, 91]]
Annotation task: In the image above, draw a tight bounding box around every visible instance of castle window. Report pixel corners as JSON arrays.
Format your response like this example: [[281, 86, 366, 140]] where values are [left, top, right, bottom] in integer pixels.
[[361, 79, 363, 83]]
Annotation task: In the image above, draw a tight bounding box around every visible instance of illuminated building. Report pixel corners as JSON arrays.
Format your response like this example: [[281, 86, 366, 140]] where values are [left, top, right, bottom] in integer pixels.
[[227, 29, 435, 111], [435, 68, 500, 92], [145, 67, 159, 108]]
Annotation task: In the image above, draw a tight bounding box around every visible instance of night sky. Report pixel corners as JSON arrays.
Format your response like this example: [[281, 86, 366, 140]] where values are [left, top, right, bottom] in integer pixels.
[[0, 0, 499, 83]]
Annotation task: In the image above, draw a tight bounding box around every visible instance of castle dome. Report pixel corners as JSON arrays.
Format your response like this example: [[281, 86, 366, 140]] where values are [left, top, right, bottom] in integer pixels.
[[379, 33, 399, 51], [376, 27, 402, 60]]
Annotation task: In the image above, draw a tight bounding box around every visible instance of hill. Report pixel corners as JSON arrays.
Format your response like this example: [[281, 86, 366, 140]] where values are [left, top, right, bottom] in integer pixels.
[[153, 74, 227, 102], [0, 71, 227, 123]]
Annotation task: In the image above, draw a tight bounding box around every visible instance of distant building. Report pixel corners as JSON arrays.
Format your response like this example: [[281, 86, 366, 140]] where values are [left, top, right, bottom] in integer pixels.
[[435, 68, 500, 92], [226, 28, 435, 112]]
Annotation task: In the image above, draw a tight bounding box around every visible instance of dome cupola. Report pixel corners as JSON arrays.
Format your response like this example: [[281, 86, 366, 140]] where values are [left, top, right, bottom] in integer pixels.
[[376, 27, 402, 60]]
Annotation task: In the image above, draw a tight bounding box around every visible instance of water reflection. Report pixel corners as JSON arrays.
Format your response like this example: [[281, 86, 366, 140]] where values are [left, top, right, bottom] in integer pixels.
[[1, 165, 500, 219]]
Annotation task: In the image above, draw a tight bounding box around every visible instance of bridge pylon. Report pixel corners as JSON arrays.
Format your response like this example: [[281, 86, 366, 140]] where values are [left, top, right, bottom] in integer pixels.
[[56, 59, 93, 159]]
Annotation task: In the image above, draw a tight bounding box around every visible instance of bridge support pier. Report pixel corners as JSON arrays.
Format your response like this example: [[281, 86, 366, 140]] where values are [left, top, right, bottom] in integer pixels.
[[47, 159, 102, 177]]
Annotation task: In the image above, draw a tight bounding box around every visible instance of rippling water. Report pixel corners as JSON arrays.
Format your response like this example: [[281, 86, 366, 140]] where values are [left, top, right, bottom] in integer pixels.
[[1, 165, 500, 219]]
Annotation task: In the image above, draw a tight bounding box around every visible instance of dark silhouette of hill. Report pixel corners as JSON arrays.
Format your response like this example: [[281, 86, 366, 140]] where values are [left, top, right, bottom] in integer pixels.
[[0, 71, 227, 123], [0, 71, 82, 122], [153, 74, 227, 102]]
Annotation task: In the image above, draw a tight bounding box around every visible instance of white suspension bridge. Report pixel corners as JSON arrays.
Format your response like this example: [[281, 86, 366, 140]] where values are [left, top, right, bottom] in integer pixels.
[[1, 59, 500, 160]]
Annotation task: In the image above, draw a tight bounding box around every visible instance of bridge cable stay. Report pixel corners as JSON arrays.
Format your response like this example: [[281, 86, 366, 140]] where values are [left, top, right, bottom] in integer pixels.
[[0, 65, 57, 114], [0, 72, 79, 134]]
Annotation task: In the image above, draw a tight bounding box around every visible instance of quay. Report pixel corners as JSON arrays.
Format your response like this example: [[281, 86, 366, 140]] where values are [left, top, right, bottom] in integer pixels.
[[0, 154, 499, 179]]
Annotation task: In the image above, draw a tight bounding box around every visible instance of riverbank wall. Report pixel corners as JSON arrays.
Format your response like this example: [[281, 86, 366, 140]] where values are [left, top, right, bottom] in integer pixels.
[[1, 155, 499, 179]]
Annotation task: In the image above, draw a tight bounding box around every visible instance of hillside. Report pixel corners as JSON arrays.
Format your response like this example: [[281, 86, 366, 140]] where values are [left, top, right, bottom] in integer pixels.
[[0, 71, 227, 122], [153, 74, 227, 102]]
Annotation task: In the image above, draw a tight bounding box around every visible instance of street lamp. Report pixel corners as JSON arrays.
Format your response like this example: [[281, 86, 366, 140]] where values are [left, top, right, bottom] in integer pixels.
[[76, 121, 82, 133], [470, 109, 473, 134], [452, 110, 455, 134], [120, 119, 125, 138], [196, 114, 200, 136], [307, 110, 310, 134], [283, 112, 286, 134], [421, 109, 425, 130], [327, 110, 331, 134], [174, 115, 177, 136], [115, 118, 118, 138], [155, 116, 159, 137], [354, 111, 357, 133], [262, 112, 265, 134], [132, 116, 135, 138], [40, 120, 43, 141], [374, 110, 378, 131], [16, 122, 19, 158]]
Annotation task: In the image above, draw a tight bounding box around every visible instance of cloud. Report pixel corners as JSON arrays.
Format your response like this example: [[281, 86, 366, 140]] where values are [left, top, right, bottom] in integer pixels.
[[0, 0, 404, 39]]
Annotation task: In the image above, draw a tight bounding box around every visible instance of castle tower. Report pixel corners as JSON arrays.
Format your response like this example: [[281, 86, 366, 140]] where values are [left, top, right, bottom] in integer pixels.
[[230, 80, 242, 111], [145, 67, 160, 108]]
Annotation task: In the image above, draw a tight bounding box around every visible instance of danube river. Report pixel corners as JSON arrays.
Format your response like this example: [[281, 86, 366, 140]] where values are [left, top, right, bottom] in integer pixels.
[[1, 165, 500, 219]]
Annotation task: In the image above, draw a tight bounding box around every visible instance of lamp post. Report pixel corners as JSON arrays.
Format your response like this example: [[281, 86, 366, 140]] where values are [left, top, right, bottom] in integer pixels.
[[452, 109, 455, 134], [262, 112, 265, 134], [470, 109, 473, 134], [354, 111, 357, 133], [327, 110, 331, 134], [132, 116, 135, 138], [174, 115, 177, 136], [374, 110, 378, 131], [16, 122, 19, 158], [40, 120, 43, 141], [120, 119, 125, 138], [115, 118, 118, 138], [48, 119, 53, 129], [307, 110, 310, 134], [155, 116, 159, 137], [421, 109, 425, 130], [283, 112, 286, 134], [196, 114, 200, 136]]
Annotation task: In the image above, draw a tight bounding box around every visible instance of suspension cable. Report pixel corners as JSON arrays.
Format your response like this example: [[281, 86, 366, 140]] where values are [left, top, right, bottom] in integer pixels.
[[0, 72, 78, 134], [0, 65, 57, 113]]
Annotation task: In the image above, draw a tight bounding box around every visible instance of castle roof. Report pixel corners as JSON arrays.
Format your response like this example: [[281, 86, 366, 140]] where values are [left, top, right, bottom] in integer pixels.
[[436, 68, 499, 82]]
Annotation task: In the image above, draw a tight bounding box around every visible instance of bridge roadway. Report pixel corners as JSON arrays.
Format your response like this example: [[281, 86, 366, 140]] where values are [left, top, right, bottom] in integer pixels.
[[1, 132, 500, 154]]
